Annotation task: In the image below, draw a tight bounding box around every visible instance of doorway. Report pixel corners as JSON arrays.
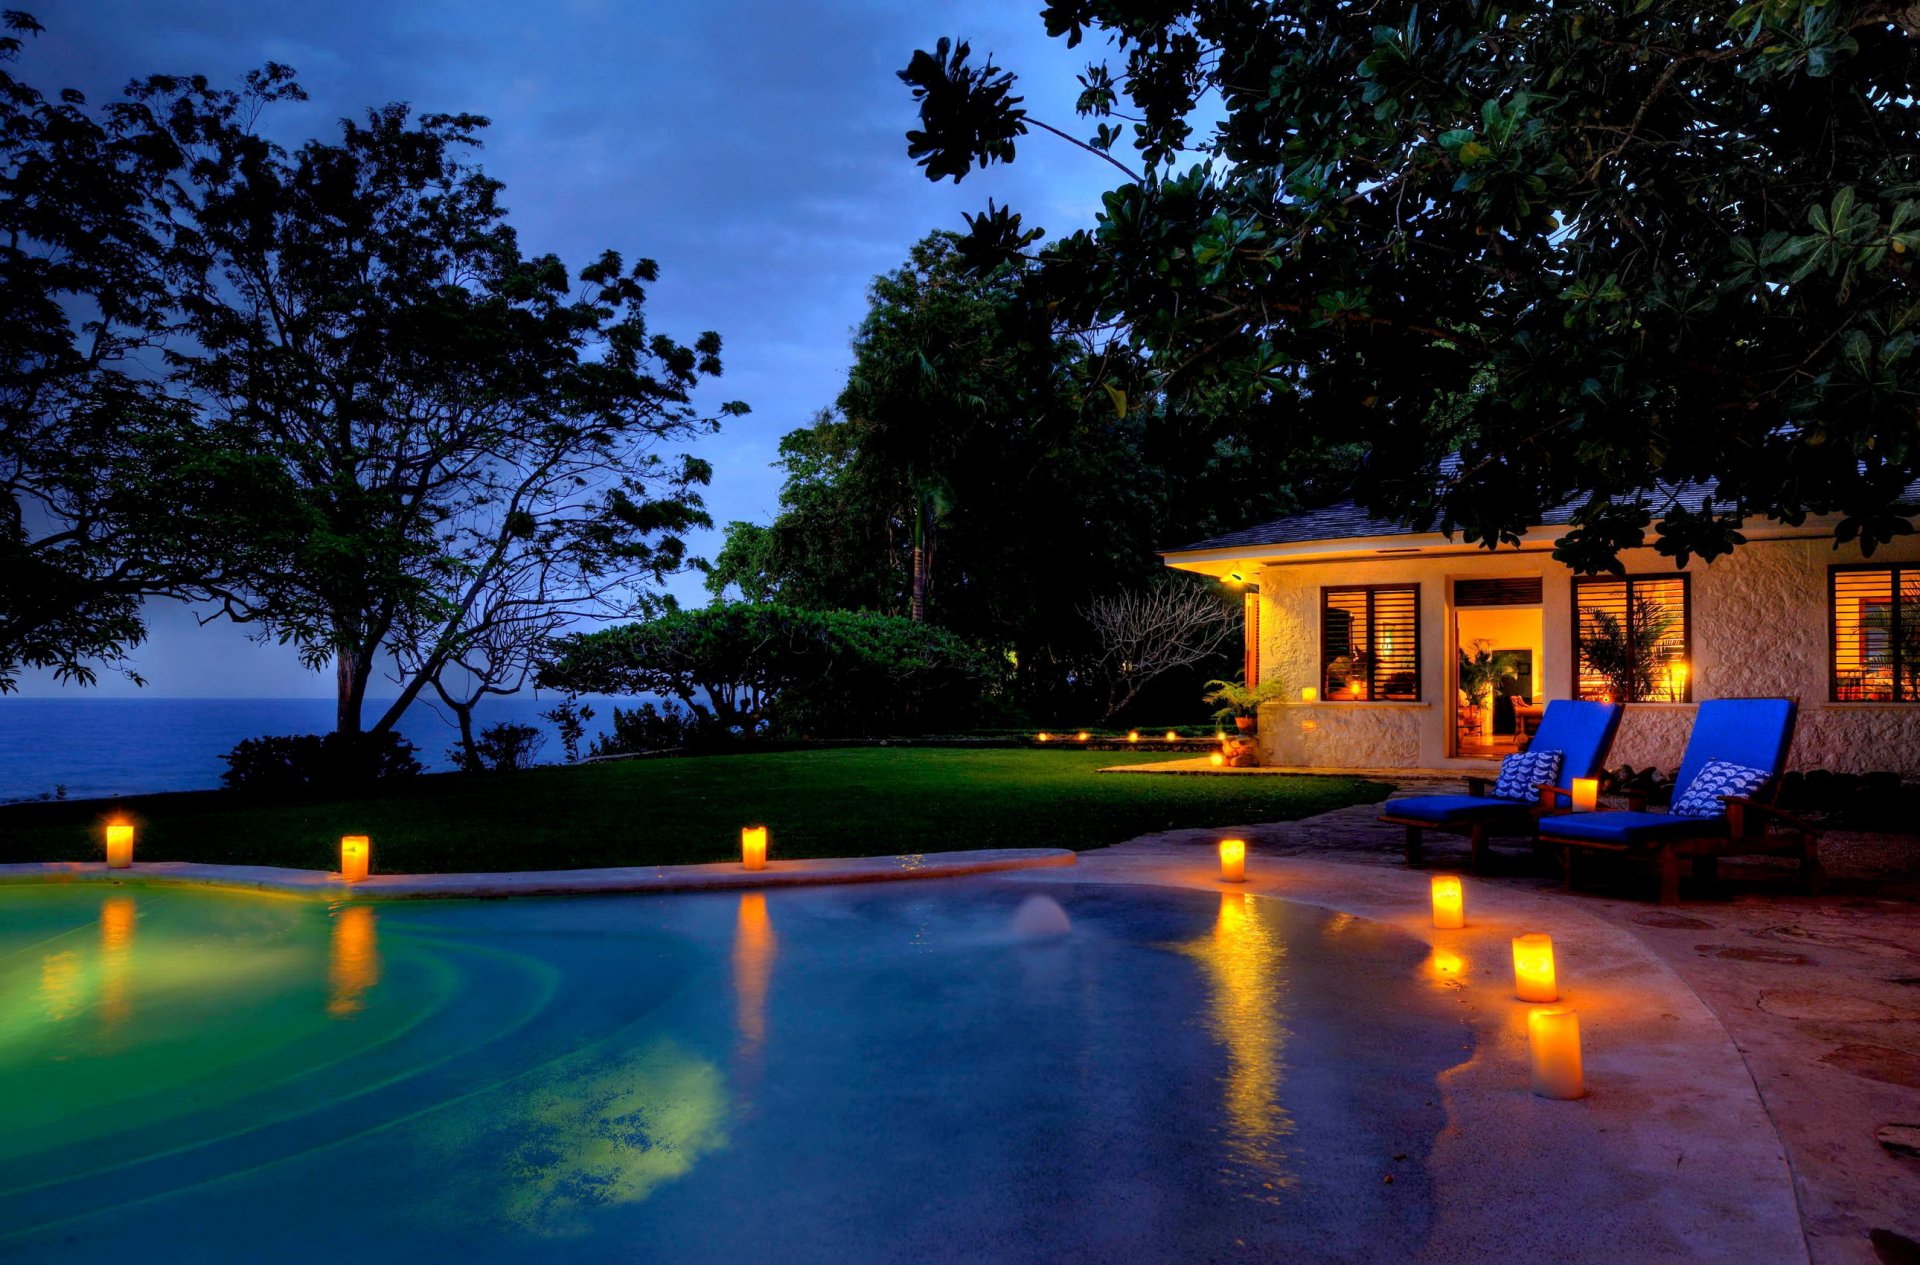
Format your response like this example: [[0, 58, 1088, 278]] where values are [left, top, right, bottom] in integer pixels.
[[1452, 578, 1545, 759]]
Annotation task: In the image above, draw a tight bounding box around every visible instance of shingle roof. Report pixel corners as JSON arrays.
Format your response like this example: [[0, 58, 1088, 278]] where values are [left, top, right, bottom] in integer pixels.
[[1166, 481, 1726, 555]]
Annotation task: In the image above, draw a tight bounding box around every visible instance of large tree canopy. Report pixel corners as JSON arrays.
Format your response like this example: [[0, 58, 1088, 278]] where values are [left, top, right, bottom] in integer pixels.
[[901, 3, 1920, 572], [146, 90, 743, 735]]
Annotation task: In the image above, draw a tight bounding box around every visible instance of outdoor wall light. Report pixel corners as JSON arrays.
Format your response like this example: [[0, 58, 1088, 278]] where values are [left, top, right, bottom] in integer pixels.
[[1218, 838, 1246, 882], [105, 819, 134, 869], [1430, 875, 1465, 929], [741, 824, 768, 871], [1511, 933, 1557, 1002], [1528, 1009, 1586, 1100], [339, 835, 371, 883]]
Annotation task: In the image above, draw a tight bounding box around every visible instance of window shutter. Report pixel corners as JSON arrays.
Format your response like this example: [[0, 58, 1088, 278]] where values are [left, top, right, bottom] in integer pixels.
[[1321, 585, 1419, 701], [1832, 566, 1920, 701], [1573, 575, 1690, 702]]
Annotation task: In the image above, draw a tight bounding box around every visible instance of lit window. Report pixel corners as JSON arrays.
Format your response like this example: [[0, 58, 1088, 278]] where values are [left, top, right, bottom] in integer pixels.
[[1573, 575, 1690, 702], [1321, 585, 1419, 700], [1831, 566, 1920, 701]]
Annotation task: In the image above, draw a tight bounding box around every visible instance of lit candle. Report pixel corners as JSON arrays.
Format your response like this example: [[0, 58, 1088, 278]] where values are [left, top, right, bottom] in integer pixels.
[[1571, 777, 1599, 812], [1209, 752, 1226, 767], [1528, 1008, 1586, 1100], [1218, 838, 1246, 882], [1431, 875, 1465, 929], [339, 835, 371, 882], [741, 824, 768, 871], [1511, 933, 1558, 1002], [1301, 686, 1318, 703], [1127, 730, 1140, 743], [1077, 731, 1091, 742], [1164, 730, 1178, 741], [1037, 732, 1051, 742], [105, 819, 134, 869]]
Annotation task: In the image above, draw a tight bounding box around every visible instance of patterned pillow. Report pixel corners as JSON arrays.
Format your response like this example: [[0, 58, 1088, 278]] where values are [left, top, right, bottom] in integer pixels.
[[1671, 760, 1772, 819], [1491, 748, 1562, 802]]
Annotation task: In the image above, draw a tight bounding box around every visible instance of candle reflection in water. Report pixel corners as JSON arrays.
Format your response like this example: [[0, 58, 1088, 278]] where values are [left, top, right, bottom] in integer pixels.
[[99, 896, 136, 1030], [1174, 891, 1294, 1197], [327, 904, 382, 1017], [733, 892, 776, 1065]]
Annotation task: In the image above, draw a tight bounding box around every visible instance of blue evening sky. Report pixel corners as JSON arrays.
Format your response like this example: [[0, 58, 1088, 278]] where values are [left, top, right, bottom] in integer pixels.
[[15, 0, 1119, 695]]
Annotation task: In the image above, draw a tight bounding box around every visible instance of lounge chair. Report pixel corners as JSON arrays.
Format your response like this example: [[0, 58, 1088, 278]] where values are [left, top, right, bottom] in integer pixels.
[[1382, 699, 1624, 872], [1539, 698, 1822, 905]]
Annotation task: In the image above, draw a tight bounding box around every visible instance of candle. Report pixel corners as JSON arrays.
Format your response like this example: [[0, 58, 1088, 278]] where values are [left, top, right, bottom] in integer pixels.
[[1165, 731, 1178, 741], [1528, 1009, 1586, 1099], [741, 824, 768, 871], [1301, 686, 1318, 703], [1431, 875, 1465, 929], [1571, 777, 1599, 812], [1209, 752, 1226, 767], [1218, 838, 1246, 882], [105, 820, 134, 869], [1077, 731, 1091, 742], [1128, 730, 1140, 743], [1512, 933, 1558, 1002], [1037, 732, 1052, 742], [339, 835, 371, 883]]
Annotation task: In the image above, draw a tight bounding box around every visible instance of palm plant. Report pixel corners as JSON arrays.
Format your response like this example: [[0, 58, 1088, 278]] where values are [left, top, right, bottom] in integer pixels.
[[1578, 596, 1680, 702], [1202, 678, 1290, 725]]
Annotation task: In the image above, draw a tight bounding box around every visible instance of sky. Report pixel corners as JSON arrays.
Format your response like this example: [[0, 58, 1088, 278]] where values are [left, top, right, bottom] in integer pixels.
[[13, 0, 1120, 696]]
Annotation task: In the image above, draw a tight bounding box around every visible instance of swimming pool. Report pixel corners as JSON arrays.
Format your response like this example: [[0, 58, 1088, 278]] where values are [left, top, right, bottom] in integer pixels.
[[1, 878, 1469, 1262]]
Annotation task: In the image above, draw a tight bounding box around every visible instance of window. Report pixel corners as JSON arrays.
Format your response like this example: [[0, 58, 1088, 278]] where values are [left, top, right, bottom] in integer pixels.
[[1321, 585, 1419, 700], [1573, 575, 1690, 702], [1830, 565, 1920, 701]]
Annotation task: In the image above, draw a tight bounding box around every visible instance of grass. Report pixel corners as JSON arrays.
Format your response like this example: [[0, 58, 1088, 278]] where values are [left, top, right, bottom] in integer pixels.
[[0, 749, 1390, 874]]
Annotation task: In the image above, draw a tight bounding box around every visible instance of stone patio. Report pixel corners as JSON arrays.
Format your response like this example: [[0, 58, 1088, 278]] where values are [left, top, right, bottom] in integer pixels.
[[1087, 781, 1920, 1265]]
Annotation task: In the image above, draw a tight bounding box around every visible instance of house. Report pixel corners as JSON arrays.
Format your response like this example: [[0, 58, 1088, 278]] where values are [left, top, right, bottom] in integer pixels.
[[1162, 492, 1920, 776]]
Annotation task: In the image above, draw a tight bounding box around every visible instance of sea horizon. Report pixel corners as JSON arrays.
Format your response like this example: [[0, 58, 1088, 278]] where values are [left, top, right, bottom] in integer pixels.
[[0, 695, 647, 802]]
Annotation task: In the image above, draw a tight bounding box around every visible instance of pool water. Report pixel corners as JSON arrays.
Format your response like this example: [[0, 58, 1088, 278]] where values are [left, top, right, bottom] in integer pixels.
[[0, 879, 1469, 1262]]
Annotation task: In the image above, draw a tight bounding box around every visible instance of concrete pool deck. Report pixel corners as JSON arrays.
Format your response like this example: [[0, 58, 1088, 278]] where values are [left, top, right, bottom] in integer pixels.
[[0, 846, 1077, 899]]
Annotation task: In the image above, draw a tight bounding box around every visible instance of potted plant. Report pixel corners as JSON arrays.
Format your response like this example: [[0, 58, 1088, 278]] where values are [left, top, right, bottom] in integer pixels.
[[1202, 679, 1289, 732]]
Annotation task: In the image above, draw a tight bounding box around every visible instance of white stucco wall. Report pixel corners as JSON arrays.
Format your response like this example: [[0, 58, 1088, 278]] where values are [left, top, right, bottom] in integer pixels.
[[1248, 532, 1920, 776]]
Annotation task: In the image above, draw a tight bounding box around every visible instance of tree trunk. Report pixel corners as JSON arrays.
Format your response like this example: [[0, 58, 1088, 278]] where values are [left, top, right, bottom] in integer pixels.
[[909, 489, 930, 623], [335, 647, 372, 736], [453, 701, 479, 771]]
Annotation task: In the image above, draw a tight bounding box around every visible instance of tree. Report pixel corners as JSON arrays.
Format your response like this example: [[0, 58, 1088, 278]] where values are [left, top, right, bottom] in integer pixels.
[[900, 5, 1920, 574], [1082, 577, 1238, 719], [0, 13, 238, 690], [144, 93, 742, 734]]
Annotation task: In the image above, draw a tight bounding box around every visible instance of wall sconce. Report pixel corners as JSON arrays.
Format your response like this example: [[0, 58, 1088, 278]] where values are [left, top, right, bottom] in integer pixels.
[[1511, 933, 1558, 1002], [1218, 838, 1246, 882], [1528, 1009, 1586, 1100], [339, 835, 371, 883], [741, 825, 768, 871], [105, 819, 134, 869], [1430, 875, 1465, 929]]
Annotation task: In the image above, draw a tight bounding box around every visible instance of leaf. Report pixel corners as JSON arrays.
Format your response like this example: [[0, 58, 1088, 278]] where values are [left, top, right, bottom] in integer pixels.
[[1102, 382, 1128, 418]]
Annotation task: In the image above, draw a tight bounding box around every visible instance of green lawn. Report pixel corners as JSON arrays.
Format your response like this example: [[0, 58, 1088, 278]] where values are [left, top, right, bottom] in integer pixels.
[[0, 749, 1389, 874]]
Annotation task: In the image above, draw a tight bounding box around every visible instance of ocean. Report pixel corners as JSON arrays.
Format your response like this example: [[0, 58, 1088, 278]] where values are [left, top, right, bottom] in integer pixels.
[[0, 696, 646, 801]]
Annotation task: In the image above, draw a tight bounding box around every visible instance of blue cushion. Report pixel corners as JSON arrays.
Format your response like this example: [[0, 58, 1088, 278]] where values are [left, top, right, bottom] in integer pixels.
[[1673, 699, 1796, 807], [1526, 700, 1625, 780], [1385, 794, 1540, 825], [1671, 760, 1771, 818], [1492, 748, 1561, 801], [1543, 811, 1730, 846]]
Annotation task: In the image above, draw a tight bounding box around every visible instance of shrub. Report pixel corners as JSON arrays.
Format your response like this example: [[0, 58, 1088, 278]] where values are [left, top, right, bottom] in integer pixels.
[[541, 603, 1002, 738], [589, 700, 699, 757], [221, 731, 423, 792], [463, 722, 545, 772]]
